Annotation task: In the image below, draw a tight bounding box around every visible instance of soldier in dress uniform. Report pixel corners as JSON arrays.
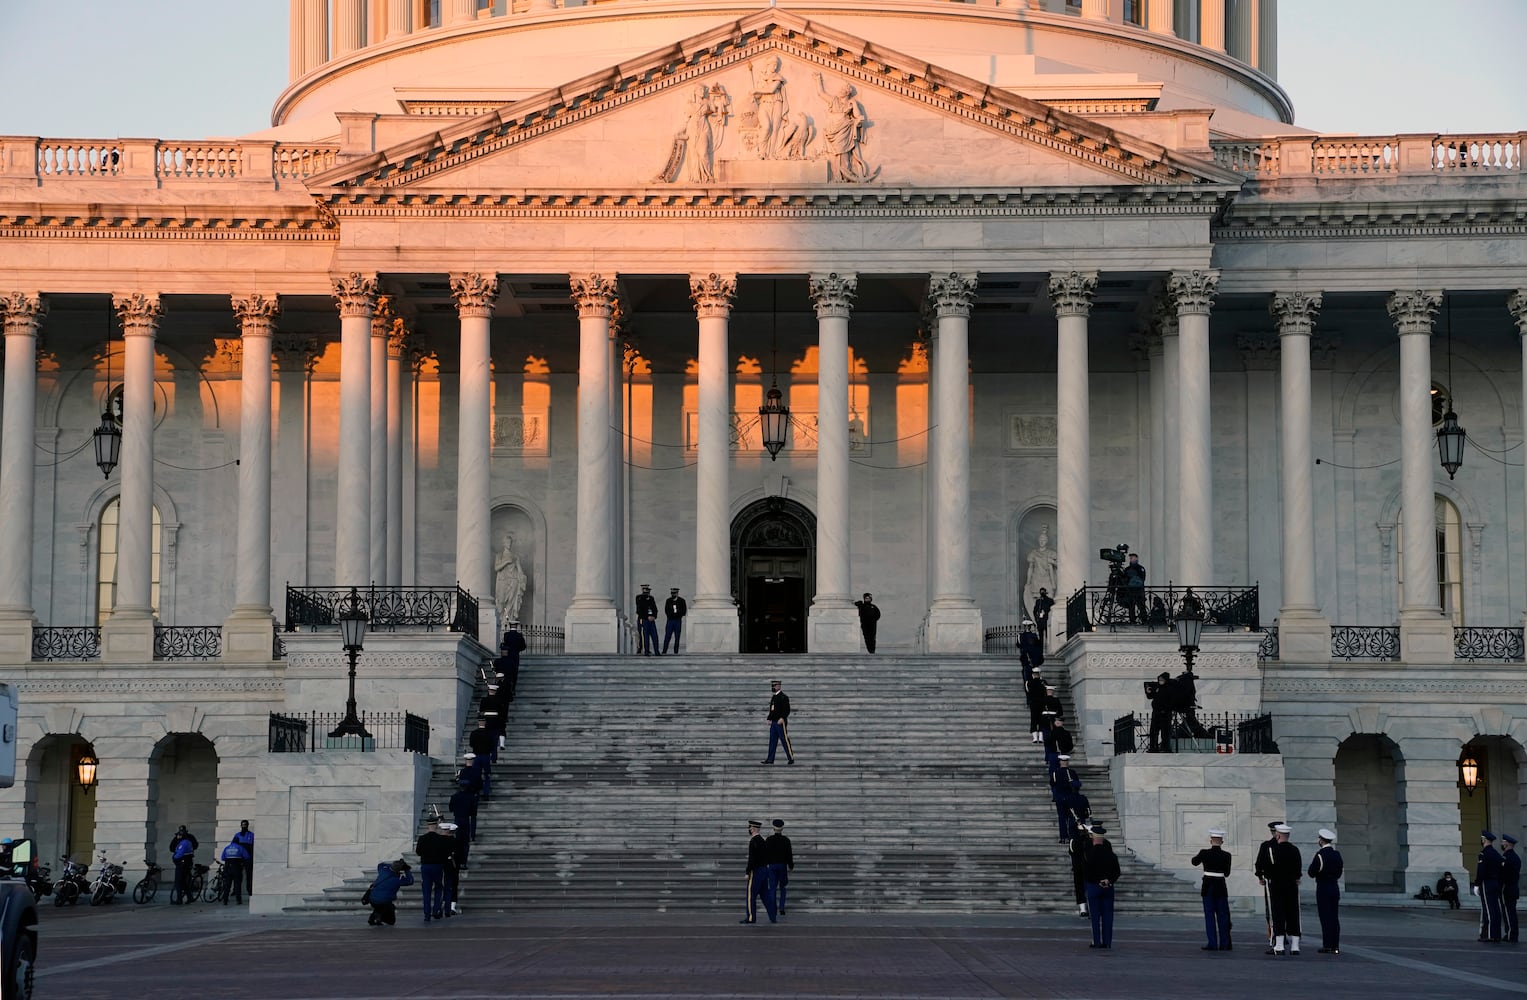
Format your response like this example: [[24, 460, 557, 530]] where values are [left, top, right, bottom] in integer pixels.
[[1025, 669, 1048, 744], [761, 679, 795, 765], [1082, 824, 1120, 949], [1017, 620, 1044, 682], [1308, 828, 1344, 954], [1264, 823, 1303, 956], [1050, 755, 1080, 843], [1191, 828, 1232, 951], [1253, 820, 1281, 948], [765, 819, 794, 916], [1501, 834, 1520, 943], [1067, 820, 1092, 917], [1475, 829, 1505, 943], [635, 584, 660, 655], [1043, 718, 1074, 771], [741, 820, 777, 924]]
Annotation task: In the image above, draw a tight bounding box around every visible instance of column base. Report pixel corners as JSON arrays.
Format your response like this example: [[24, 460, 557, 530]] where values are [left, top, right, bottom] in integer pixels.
[[1398, 610, 1453, 663], [101, 612, 156, 663], [1274, 610, 1331, 662], [0, 616, 35, 665], [924, 603, 983, 654], [685, 601, 740, 654], [222, 610, 278, 663], [564, 603, 618, 654], [807, 602, 862, 654]]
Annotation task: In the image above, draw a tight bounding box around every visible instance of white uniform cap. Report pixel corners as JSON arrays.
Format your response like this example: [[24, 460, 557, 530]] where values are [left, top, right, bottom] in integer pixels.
[[1057, 754, 1070, 761], [439, 822, 457, 832], [1207, 828, 1226, 839], [1317, 828, 1337, 842], [1274, 823, 1292, 834], [462, 752, 476, 760]]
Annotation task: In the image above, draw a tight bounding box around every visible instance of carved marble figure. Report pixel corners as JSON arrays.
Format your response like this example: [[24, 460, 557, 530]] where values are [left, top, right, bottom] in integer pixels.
[[1024, 524, 1059, 615], [749, 56, 789, 159], [495, 533, 529, 624], [814, 73, 873, 182]]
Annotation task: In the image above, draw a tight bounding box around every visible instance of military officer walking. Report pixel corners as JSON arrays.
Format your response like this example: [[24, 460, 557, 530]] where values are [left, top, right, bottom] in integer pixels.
[[1476, 830, 1506, 942], [635, 584, 659, 655], [1264, 823, 1303, 956], [1082, 824, 1120, 949], [1191, 828, 1232, 951], [1308, 828, 1344, 954], [765, 819, 794, 916], [761, 679, 795, 765], [1253, 820, 1280, 948], [1501, 834, 1520, 943], [1049, 755, 1080, 842], [741, 820, 777, 924]]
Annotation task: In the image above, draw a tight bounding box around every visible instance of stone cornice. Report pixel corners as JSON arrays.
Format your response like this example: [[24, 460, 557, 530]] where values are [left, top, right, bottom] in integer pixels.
[[16, 678, 285, 695], [0, 220, 336, 241]]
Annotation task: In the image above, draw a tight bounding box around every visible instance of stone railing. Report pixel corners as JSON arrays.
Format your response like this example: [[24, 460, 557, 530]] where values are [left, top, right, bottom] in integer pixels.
[[1, 137, 341, 184], [1211, 132, 1524, 179]]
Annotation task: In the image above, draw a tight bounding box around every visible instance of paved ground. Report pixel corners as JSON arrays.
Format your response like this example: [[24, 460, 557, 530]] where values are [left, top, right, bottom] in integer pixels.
[[30, 898, 1523, 999]]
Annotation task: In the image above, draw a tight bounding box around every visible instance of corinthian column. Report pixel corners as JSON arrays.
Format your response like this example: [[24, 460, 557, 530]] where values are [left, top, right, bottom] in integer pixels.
[[224, 294, 281, 661], [808, 272, 861, 652], [686, 273, 739, 653], [1155, 298, 1180, 582], [1169, 269, 1218, 586], [450, 273, 498, 636], [332, 273, 376, 585], [1049, 271, 1097, 604], [564, 273, 619, 652], [386, 0, 411, 38], [1511, 291, 1527, 630], [370, 295, 393, 585], [386, 320, 406, 585], [0, 293, 44, 662], [334, 0, 364, 54], [924, 273, 983, 653]]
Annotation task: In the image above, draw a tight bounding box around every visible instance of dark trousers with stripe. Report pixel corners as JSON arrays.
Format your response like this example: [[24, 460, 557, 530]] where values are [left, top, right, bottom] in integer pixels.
[[745, 868, 777, 923], [1269, 880, 1301, 942], [1503, 891, 1518, 941], [766, 720, 793, 762], [1315, 881, 1340, 950], [1479, 879, 1503, 940]]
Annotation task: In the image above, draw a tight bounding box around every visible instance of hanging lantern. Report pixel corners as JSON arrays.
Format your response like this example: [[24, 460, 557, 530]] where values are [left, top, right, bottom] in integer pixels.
[[76, 752, 99, 792], [1458, 752, 1480, 796], [92, 409, 122, 478], [759, 380, 789, 460], [1436, 407, 1466, 480]]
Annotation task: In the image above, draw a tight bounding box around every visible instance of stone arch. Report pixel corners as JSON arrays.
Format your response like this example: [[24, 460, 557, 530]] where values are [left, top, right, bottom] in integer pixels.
[[1334, 732, 1406, 890], [147, 733, 220, 868], [23, 734, 97, 870], [1335, 337, 1508, 436], [1456, 733, 1526, 880], [731, 495, 816, 654], [489, 495, 547, 627]]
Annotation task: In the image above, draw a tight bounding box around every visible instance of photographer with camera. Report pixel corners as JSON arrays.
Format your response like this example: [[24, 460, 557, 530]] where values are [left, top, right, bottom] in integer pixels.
[[1146, 672, 1174, 752], [365, 858, 413, 927]]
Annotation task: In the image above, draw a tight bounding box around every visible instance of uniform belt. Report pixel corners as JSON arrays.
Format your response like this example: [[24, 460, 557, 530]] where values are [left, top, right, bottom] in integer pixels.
[[1201, 872, 1228, 878]]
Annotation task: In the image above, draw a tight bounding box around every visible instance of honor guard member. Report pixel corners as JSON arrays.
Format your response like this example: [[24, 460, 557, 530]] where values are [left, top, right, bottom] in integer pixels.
[[1309, 829, 1344, 954], [1192, 829, 1233, 951], [635, 584, 660, 655], [497, 623, 527, 697], [1476, 830, 1505, 942], [662, 587, 687, 654], [1050, 756, 1080, 842], [741, 821, 777, 924], [854, 593, 880, 653], [1068, 821, 1092, 916], [1017, 620, 1044, 682], [1025, 669, 1048, 744], [765, 820, 794, 916], [414, 818, 453, 924], [761, 679, 795, 765], [1501, 834, 1520, 942], [1038, 685, 1064, 740], [1254, 820, 1281, 948], [1265, 823, 1303, 956], [469, 719, 497, 767], [1082, 824, 1121, 949], [448, 783, 477, 865]]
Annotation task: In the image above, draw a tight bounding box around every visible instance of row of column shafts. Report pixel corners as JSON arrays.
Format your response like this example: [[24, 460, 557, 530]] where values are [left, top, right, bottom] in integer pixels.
[[288, 0, 1277, 82], [2, 277, 1526, 643]]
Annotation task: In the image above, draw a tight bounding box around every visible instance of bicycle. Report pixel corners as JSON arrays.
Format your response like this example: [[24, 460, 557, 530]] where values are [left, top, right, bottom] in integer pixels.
[[203, 861, 229, 903], [168, 862, 207, 905], [132, 860, 162, 904]]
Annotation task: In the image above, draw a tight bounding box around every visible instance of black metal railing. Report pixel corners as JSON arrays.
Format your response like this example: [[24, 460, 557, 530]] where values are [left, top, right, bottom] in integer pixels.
[[153, 625, 222, 660], [31, 626, 101, 661], [266, 711, 430, 753], [1113, 712, 1139, 756], [1237, 714, 1280, 754], [284, 585, 480, 642], [33, 624, 224, 661], [521, 625, 564, 655], [1454, 626, 1525, 662], [983, 625, 1022, 653], [1330, 625, 1399, 660], [1113, 711, 1279, 754], [1064, 584, 1260, 638], [1258, 624, 1280, 661]]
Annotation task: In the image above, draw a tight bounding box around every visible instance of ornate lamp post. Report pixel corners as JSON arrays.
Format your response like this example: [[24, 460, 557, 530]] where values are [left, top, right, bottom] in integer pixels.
[[75, 752, 99, 794], [1458, 752, 1481, 797], [1176, 589, 1204, 674], [328, 587, 372, 739], [759, 380, 789, 460], [92, 408, 122, 478]]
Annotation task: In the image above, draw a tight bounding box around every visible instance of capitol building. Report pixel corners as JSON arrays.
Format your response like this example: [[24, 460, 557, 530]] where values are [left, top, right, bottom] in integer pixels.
[[0, 0, 1522, 912]]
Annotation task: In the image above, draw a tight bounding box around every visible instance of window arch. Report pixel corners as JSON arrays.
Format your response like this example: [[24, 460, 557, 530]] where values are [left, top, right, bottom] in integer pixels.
[[96, 497, 162, 626], [1395, 495, 1465, 625]]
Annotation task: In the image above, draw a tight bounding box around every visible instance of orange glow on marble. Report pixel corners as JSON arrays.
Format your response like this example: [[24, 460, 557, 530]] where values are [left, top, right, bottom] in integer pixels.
[[897, 382, 929, 465]]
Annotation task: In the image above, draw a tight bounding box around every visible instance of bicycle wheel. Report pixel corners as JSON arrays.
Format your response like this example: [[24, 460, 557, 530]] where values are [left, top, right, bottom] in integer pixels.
[[132, 878, 155, 904], [203, 876, 222, 903], [189, 873, 206, 900]]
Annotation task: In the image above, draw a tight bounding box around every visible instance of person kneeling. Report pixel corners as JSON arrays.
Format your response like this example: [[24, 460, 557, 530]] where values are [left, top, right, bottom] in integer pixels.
[[367, 859, 413, 926]]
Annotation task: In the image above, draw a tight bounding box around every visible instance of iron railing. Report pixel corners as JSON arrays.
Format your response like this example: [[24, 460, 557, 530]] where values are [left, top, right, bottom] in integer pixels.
[[266, 711, 430, 753], [1258, 625, 1279, 661], [1113, 711, 1279, 754], [1113, 712, 1139, 756], [983, 625, 1023, 653], [1454, 626, 1524, 662], [284, 585, 480, 642], [522, 625, 564, 655], [1330, 625, 1399, 660], [1237, 714, 1280, 754], [153, 625, 222, 660], [1064, 585, 1260, 638], [33, 624, 224, 661], [31, 627, 101, 661]]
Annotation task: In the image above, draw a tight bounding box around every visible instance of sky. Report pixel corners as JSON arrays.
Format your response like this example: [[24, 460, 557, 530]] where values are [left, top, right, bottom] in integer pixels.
[[0, 0, 1520, 139]]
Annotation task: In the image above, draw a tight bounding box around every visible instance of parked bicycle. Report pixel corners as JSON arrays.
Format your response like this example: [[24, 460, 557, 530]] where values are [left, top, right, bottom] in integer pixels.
[[132, 860, 162, 904], [168, 863, 207, 905], [202, 861, 229, 903]]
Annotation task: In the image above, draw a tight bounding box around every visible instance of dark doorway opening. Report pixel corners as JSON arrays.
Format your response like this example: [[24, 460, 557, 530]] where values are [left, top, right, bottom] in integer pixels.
[[732, 497, 815, 654]]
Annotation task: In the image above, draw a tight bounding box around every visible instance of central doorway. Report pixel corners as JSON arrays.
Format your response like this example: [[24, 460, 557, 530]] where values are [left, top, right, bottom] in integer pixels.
[[732, 497, 816, 653]]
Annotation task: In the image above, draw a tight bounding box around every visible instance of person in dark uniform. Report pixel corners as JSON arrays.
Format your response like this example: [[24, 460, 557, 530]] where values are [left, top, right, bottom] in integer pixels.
[[1050, 755, 1080, 843], [1082, 824, 1120, 949], [1038, 685, 1063, 741], [1025, 668, 1047, 744], [635, 584, 659, 655], [1437, 871, 1462, 909], [438, 823, 461, 917], [449, 783, 476, 866], [1309, 828, 1343, 954], [662, 587, 687, 654], [854, 593, 880, 653], [1147, 671, 1174, 752], [1043, 718, 1074, 771], [414, 817, 453, 923], [761, 679, 795, 764], [1032, 588, 1055, 645], [1017, 620, 1044, 682], [741, 820, 777, 924], [1063, 788, 1091, 844], [1265, 823, 1303, 955], [1501, 834, 1520, 942], [1254, 820, 1280, 947], [1122, 552, 1147, 623], [497, 624, 527, 697], [1191, 828, 1232, 951], [1068, 821, 1092, 917], [469, 719, 497, 769], [765, 819, 794, 916], [481, 682, 509, 738], [169, 825, 198, 904], [1475, 829, 1505, 942]]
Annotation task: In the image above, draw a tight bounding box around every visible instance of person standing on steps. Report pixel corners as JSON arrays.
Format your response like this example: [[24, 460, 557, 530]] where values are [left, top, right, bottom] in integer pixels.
[[1043, 717, 1073, 771], [1191, 828, 1233, 951], [497, 623, 526, 698], [741, 820, 777, 924], [635, 584, 659, 655], [766, 819, 794, 916], [1501, 834, 1520, 942], [854, 593, 880, 652], [1309, 828, 1343, 954], [1032, 587, 1055, 646], [1026, 668, 1047, 744], [1068, 820, 1091, 917], [663, 587, 687, 654], [414, 817, 452, 924], [1018, 620, 1044, 683], [1082, 824, 1120, 949], [761, 679, 795, 765], [1264, 823, 1303, 956], [1050, 755, 1080, 843]]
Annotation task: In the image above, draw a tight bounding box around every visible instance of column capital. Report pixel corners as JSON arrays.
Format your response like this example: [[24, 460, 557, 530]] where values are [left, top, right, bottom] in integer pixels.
[[331, 272, 379, 318], [371, 294, 396, 337], [809, 272, 858, 319], [689, 272, 737, 318], [1167, 269, 1220, 316], [386, 319, 411, 359], [1507, 289, 1527, 335], [928, 272, 978, 318], [1386, 289, 1442, 336], [0, 292, 46, 334], [112, 292, 163, 335], [1236, 334, 1281, 370], [272, 333, 322, 374], [569, 273, 618, 319], [1270, 290, 1322, 336], [1149, 294, 1179, 339], [1047, 270, 1098, 317], [232, 293, 280, 335], [449, 272, 500, 319]]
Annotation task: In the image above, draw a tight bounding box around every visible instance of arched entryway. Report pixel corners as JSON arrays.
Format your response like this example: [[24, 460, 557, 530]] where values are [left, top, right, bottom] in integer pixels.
[[1456, 736, 1525, 882], [148, 734, 219, 864], [1334, 734, 1407, 890], [732, 497, 816, 653], [25, 735, 96, 868]]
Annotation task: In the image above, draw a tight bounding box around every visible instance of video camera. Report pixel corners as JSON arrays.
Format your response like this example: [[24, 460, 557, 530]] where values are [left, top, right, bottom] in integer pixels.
[[1098, 543, 1130, 566]]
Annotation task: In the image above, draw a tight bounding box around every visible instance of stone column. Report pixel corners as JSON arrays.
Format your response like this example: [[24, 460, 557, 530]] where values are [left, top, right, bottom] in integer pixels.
[[686, 273, 740, 653], [331, 273, 376, 585], [302, 0, 327, 70], [1157, 299, 1179, 582], [224, 294, 281, 661], [565, 273, 619, 652], [1200, 0, 1226, 50], [1081, 0, 1108, 18], [1145, 329, 1166, 587], [1396, 736, 1471, 894], [386, 320, 406, 585], [289, 0, 308, 79], [1271, 292, 1330, 660], [808, 272, 861, 652], [1227, 0, 1253, 61], [1511, 291, 1527, 631], [1258, 0, 1277, 76], [1169, 269, 1218, 586], [450, 273, 499, 635], [334, 0, 364, 54], [102, 293, 162, 661], [1050, 271, 1097, 602], [386, 0, 411, 38], [1388, 290, 1450, 660], [272, 335, 319, 598], [924, 273, 983, 653], [369, 296, 392, 585], [1148, 0, 1175, 34], [0, 293, 44, 663], [447, 0, 476, 24]]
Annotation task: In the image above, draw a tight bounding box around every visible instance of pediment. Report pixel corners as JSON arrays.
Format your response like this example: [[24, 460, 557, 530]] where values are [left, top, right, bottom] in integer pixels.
[[309, 9, 1242, 201]]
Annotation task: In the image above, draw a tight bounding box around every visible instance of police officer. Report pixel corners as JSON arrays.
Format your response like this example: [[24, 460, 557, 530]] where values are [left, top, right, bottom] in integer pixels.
[[761, 679, 795, 765], [1191, 828, 1232, 951], [765, 819, 794, 916], [1476, 829, 1505, 942], [1309, 828, 1343, 954], [1265, 823, 1303, 956], [741, 820, 776, 924], [1050, 755, 1080, 843], [635, 584, 659, 654], [1501, 834, 1520, 943]]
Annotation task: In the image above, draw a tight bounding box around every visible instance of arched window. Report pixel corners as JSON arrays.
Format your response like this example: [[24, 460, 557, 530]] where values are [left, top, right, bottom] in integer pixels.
[[1395, 495, 1465, 625], [96, 498, 162, 626]]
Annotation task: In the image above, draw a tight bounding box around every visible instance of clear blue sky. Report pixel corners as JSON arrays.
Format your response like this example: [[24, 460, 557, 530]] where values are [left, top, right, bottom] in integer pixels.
[[0, 0, 1520, 138]]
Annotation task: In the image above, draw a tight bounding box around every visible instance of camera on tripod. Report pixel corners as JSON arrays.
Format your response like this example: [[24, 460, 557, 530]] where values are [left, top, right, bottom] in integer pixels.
[[1098, 543, 1130, 567]]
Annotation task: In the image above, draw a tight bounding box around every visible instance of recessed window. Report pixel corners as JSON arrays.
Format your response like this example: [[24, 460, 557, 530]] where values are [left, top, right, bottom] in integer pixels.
[[96, 498, 162, 626], [1123, 0, 1144, 24], [1395, 496, 1464, 626]]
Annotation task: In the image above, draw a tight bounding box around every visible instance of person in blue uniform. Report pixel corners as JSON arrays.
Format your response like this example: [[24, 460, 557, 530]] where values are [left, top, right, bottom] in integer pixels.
[[366, 859, 413, 926], [1043, 718, 1074, 771], [449, 783, 477, 866], [1308, 828, 1344, 954], [1475, 829, 1505, 943], [1265, 823, 1302, 956], [635, 584, 660, 655], [1050, 756, 1080, 842], [1082, 824, 1120, 949], [1501, 834, 1520, 943], [766, 819, 794, 916], [741, 820, 777, 924], [1191, 828, 1232, 951], [761, 679, 795, 764], [234, 819, 254, 897], [663, 587, 687, 654], [1017, 620, 1044, 682], [1067, 821, 1091, 917]]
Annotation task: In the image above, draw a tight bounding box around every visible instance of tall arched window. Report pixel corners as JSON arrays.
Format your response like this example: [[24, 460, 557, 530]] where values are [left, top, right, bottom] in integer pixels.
[[96, 498, 162, 626], [1395, 495, 1465, 625]]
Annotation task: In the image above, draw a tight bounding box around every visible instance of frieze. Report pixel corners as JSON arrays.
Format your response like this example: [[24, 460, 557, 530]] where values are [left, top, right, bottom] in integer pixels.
[[17, 678, 285, 695], [1263, 677, 1527, 695], [1082, 652, 1255, 671], [1007, 414, 1058, 451], [493, 412, 548, 456]]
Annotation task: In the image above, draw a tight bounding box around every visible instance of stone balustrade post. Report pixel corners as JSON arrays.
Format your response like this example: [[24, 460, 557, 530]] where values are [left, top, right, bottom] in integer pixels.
[[565, 273, 620, 652], [1, 138, 40, 181]]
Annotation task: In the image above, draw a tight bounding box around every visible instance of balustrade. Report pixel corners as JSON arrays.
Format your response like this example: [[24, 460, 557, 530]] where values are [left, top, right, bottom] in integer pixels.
[[1064, 584, 1260, 638], [1453, 626, 1524, 662], [36, 142, 121, 177], [267, 711, 430, 753], [1112, 710, 1277, 754], [1330, 625, 1399, 661], [1211, 132, 1524, 179], [284, 585, 481, 641], [157, 144, 241, 179]]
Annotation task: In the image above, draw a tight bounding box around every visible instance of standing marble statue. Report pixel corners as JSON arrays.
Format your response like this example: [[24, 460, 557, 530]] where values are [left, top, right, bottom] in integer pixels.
[[494, 533, 528, 625], [749, 56, 788, 159], [813, 73, 871, 182], [1024, 524, 1059, 616]]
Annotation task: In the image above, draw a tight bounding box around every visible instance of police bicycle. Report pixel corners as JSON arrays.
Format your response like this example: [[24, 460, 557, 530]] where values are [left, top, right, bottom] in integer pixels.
[[131, 860, 162, 904]]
